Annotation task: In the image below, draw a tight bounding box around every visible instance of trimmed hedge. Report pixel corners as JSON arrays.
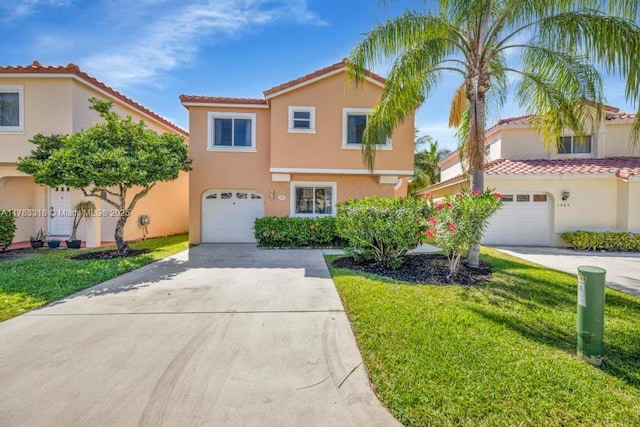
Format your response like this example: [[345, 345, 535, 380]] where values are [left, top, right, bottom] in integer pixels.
[[336, 197, 426, 269], [561, 230, 640, 252], [254, 216, 343, 248], [0, 211, 16, 252]]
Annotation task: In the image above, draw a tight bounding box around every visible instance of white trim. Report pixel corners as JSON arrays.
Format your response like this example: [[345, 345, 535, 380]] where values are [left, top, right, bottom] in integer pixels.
[[394, 177, 404, 191], [265, 67, 385, 100], [0, 85, 24, 132], [271, 173, 291, 182], [290, 181, 338, 217], [207, 111, 257, 152], [379, 175, 399, 184], [270, 167, 414, 176], [342, 107, 392, 149], [288, 105, 316, 133], [182, 102, 269, 109]]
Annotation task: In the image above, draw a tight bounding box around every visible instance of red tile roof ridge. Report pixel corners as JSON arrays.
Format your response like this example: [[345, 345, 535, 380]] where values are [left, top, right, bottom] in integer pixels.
[[179, 95, 268, 105], [0, 61, 187, 137], [263, 58, 386, 97], [485, 156, 640, 178]]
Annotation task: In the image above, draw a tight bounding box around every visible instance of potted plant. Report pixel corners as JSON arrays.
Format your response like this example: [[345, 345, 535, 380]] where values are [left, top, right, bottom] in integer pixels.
[[29, 229, 46, 249], [47, 238, 61, 249], [66, 200, 96, 249]]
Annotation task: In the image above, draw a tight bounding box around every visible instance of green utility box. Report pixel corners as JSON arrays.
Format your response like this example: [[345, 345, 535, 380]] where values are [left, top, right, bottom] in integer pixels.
[[576, 266, 606, 366]]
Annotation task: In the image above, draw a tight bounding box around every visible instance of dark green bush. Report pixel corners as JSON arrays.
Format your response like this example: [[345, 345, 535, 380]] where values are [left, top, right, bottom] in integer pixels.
[[254, 216, 343, 248], [0, 211, 16, 252], [561, 231, 640, 252], [336, 197, 427, 269]]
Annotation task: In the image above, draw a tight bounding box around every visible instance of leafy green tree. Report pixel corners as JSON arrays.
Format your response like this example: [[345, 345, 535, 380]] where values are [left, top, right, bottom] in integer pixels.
[[347, 0, 640, 266], [18, 98, 191, 254], [409, 133, 452, 195]]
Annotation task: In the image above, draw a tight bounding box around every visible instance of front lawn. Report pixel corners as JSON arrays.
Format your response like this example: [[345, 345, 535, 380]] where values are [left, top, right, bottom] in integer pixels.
[[0, 234, 188, 321], [328, 248, 640, 426]]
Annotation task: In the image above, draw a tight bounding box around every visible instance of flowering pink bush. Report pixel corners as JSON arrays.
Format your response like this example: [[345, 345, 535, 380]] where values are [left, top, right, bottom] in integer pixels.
[[425, 189, 503, 278]]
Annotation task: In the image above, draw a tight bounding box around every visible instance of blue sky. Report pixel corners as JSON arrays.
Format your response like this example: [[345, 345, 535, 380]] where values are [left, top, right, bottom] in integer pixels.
[[0, 0, 636, 151]]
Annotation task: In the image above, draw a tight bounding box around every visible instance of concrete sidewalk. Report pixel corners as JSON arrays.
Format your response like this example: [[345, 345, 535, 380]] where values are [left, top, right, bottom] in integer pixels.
[[0, 245, 399, 426], [493, 246, 640, 296]]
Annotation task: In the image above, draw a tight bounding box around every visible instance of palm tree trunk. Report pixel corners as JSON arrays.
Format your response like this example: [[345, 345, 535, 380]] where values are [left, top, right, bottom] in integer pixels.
[[466, 80, 487, 269]]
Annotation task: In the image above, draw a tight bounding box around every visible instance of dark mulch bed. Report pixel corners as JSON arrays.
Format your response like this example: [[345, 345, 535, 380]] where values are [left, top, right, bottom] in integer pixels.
[[331, 253, 493, 286], [68, 248, 150, 260]]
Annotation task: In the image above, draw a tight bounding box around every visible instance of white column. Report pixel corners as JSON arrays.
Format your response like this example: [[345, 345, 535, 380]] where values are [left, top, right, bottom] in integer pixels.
[[85, 198, 101, 248]]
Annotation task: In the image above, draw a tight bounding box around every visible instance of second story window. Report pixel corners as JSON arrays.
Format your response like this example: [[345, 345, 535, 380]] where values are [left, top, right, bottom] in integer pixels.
[[558, 135, 591, 154], [208, 112, 256, 151], [0, 85, 24, 132], [288, 106, 315, 133], [342, 108, 390, 149]]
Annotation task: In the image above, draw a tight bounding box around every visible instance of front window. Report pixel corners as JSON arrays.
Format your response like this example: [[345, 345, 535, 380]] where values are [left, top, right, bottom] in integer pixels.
[[342, 108, 389, 148], [208, 112, 256, 151], [288, 106, 315, 132], [0, 85, 24, 131], [558, 135, 591, 154], [293, 184, 335, 216]]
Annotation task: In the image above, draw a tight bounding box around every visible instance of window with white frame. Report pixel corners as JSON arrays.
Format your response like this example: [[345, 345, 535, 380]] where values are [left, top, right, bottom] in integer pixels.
[[558, 135, 591, 154], [342, 108, 390, 148], [291, 182, 336, 216], [208, 112, 256, 151], [288, 106, 315, 133], [0, 85, 24, 132]]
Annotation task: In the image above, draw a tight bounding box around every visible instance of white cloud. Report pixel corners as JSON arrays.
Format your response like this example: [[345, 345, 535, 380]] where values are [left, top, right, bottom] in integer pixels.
[[81, 0, 326, 87], [4, 0, 71, 17]]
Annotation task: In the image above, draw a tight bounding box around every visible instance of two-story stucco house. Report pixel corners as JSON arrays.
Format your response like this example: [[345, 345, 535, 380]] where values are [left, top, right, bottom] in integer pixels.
[[417, 105, 640, 247], [0, 61, 189, 246], [181, 59, 414, 244]]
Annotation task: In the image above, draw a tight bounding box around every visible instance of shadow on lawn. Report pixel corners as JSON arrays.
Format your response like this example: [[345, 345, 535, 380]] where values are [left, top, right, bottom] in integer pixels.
[[472, 253, 640, 389]]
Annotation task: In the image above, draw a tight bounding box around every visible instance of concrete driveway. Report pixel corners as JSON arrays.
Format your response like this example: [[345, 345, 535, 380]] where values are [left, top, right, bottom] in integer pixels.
[[0, 245, 399, 426], [494, 246, 640, 296]]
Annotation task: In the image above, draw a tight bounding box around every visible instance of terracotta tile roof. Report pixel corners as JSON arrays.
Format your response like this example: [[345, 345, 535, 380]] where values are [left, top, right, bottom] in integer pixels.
[[606, 112, 637, 121], [179, 95, 268, 105], [485, 157, 640, 179], [262, 58, 386, 97], [0, 61, 187, 136]]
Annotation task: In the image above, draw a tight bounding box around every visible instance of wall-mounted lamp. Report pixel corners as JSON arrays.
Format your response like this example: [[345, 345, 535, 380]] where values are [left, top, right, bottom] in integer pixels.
[[270, 189, 275, 200], [561, 191, 570, 201]]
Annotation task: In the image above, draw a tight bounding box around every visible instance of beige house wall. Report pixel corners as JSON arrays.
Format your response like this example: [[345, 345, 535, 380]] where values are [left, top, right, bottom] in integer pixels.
[[0, 78, 73, 162], [604, 122, 639, 157], [628, 181, 640, 232], [487, 177, 620, 246], [0, 76, 188, 245]]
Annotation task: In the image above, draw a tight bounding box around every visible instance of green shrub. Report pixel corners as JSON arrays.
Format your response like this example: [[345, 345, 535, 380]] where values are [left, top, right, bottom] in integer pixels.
[[254, 216, 342, 248], [425, 189, 503, 277], [336, 197, 426, 269], [0, 211, 17, 252], [561, 231, 640, 252]]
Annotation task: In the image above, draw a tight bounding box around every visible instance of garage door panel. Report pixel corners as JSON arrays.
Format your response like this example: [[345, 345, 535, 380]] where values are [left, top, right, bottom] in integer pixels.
[[482, 193, 550, 246], [202, 190, 264, 243]]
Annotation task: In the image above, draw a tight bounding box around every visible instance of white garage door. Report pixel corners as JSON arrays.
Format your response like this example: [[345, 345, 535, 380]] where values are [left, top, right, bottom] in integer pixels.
[[202, 190, 264, 243], [482, 193, 551, 246]]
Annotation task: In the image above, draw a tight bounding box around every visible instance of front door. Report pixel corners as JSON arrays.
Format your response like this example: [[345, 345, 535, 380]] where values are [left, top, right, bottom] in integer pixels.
[[49, 187, 71, 236]]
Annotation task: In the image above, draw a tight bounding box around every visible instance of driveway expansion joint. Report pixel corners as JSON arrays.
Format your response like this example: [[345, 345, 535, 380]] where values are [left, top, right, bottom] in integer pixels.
[[25, 309, 346, 316]]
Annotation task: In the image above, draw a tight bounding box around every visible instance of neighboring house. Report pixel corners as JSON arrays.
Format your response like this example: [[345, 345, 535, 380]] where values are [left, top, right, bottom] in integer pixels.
[[417, 105, 640, 247], [0, 61, 189, 246], [181, 59, 414, 244]]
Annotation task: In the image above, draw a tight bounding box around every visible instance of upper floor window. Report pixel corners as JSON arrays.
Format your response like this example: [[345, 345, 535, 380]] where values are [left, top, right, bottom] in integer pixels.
[[342, 108, 390, 149], [558, 135, 591, 154], [0, 85, 24, 132], [288, 106, 315, 133], [208, 112, 256, 151]]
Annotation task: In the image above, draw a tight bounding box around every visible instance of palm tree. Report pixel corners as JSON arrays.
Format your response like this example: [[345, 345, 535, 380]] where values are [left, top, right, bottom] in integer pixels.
[[347, 0, 640, 267], [409, 134, 451, 195]]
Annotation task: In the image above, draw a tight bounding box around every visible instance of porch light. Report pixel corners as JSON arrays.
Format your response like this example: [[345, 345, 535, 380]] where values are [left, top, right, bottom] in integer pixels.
[[270, 189, 275, 200], [562, 191, 570, 201]]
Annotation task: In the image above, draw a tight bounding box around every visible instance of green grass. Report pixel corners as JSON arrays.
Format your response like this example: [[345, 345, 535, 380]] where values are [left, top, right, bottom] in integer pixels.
[[0, 234, 188, 321], [328, 248, 640, 426]]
